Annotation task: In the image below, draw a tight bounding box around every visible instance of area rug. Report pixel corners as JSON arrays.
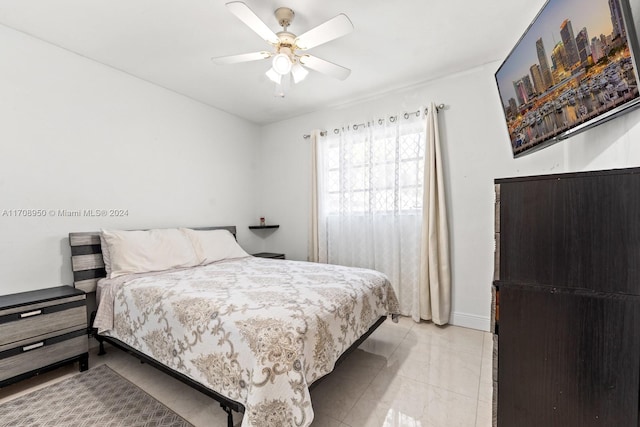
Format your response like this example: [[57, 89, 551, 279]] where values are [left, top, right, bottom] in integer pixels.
[[0, 364, 193, 427]]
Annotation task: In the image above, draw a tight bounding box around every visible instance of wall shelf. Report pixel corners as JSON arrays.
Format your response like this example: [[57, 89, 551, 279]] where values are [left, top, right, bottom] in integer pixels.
[[248, 225, 280, 230], [252, 252, 285, 259]]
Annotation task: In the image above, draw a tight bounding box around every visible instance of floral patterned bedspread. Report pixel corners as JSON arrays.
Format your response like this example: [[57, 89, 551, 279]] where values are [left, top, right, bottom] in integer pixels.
[[94, 257, 400, 427]]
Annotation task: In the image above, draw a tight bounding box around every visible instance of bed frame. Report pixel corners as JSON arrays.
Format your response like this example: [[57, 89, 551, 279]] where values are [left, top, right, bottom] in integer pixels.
[[68, 226, 387, 427]]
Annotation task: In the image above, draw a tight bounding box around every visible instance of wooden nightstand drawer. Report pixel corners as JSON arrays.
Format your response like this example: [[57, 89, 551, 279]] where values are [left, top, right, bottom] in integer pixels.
[[0, 301, 86, 347], [0, 333, 88, 381], [0, 286, 89, 387]]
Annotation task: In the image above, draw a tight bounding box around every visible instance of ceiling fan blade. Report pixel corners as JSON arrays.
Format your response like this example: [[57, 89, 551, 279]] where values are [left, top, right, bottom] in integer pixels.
[[295, 14, 354, 50], [300, 55, 351, 80], [226, 1, 279, 44], [212, 51, 271, 65]]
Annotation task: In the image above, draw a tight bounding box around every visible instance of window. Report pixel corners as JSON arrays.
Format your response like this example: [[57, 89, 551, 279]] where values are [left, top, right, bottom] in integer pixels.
[[322, 119, 425, 216]]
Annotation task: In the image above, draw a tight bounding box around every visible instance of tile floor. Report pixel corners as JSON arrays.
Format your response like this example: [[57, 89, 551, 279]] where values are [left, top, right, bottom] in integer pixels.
[[0, 316, 493, 427]]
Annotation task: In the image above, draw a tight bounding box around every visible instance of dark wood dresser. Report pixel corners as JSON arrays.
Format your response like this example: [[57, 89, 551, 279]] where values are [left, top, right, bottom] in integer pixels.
[[0, 286, 88, 387], [493, 167, 640, 426]]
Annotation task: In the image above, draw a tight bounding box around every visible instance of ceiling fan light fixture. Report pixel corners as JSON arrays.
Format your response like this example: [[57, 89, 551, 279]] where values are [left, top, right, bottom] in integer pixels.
[[291, 62, 309, 83], [266, 67, 282, 84], [272, 53, 292, 75], [218, 3, 354, 98]]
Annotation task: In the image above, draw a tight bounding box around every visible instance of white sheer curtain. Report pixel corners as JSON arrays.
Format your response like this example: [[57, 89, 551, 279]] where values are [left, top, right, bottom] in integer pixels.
[[312, 110, 420, 318], [310, 103, 450, 323]]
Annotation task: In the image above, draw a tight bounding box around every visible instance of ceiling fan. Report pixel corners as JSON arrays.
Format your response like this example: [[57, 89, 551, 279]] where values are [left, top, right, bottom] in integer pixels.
[[212, 1, 354, 96]]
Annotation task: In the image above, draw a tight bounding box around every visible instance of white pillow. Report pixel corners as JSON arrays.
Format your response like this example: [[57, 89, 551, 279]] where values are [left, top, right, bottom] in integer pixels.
[[101, 228, 200, 278], [180, 228, 248, 265]]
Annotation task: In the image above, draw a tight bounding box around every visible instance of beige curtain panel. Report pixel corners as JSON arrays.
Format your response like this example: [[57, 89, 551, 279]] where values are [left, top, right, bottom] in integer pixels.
[[308, 129, 321, 263], [419, 102, 451, 325]]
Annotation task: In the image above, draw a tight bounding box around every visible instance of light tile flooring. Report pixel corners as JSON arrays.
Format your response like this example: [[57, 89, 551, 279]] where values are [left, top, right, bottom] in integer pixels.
[[0, 316, 493, 427]]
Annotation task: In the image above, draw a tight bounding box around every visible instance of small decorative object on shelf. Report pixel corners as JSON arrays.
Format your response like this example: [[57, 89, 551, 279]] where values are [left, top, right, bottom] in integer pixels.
[[260, 217, 266, 226]]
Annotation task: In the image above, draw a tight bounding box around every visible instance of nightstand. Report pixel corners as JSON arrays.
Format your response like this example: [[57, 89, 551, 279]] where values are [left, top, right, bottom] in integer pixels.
[[0, 286, 89, 387], [252, 252, 285, 259]]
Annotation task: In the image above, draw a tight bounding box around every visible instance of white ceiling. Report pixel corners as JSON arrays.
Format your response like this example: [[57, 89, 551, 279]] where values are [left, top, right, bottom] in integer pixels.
[[0, 0, 545, 124]]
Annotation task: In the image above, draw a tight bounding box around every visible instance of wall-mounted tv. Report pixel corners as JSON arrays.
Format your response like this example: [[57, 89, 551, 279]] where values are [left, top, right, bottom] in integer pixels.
[[496, 0, 640, 157]]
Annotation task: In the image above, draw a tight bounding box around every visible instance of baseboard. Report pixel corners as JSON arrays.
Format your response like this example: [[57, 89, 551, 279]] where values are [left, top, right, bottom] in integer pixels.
[[450, 312, 490, 332]]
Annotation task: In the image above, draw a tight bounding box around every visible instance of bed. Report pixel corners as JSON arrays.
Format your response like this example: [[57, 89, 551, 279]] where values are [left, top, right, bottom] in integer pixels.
[[69, 226, 399, 427]]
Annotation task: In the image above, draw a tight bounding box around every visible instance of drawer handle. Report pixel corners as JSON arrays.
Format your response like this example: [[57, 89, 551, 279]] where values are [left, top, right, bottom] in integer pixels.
[[22, 342, 44, 352], [20, 310, 42, 318]]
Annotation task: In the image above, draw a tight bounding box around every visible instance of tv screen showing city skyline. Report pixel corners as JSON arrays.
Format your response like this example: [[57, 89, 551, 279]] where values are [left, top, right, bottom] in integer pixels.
[[496, 0, 640, 157]]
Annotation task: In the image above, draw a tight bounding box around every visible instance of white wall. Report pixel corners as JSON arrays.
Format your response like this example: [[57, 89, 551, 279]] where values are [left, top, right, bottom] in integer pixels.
[[0, 25, 262, 295], [5, 6, 640, 328], [257, 62, 640, 331]]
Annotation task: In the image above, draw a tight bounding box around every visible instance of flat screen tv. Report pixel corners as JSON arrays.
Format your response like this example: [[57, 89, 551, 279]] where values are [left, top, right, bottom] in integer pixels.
[[496, 0, 640, 157]]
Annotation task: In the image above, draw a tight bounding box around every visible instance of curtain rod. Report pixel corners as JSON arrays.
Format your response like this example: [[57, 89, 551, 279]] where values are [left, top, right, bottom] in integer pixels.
[[302, 103, 445, 139]]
